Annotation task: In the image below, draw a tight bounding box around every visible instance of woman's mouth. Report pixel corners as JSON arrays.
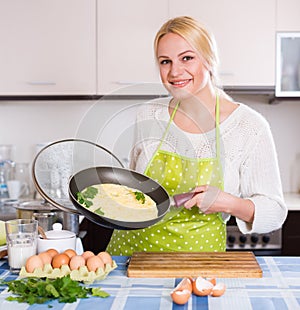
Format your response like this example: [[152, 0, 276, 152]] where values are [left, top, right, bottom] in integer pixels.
[[169, 79, 191, 88]]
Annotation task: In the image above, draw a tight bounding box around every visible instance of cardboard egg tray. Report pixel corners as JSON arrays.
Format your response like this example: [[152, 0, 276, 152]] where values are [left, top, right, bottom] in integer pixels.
[[19, 261, 117, 284]]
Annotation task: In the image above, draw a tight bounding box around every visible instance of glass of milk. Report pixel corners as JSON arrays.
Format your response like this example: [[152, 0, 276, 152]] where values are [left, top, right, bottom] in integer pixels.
[[5, 219, 38, 273]]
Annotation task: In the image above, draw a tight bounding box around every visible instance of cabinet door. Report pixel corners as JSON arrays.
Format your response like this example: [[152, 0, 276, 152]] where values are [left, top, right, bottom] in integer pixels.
[[277, 0, 300, 31], [170, 0, 276, 86], [0, 0, 96, 95], [97, 0, 169, 95]]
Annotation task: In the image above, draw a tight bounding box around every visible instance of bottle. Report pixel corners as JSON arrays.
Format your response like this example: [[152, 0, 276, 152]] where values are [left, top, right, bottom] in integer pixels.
[[0, 162, 9, 200]]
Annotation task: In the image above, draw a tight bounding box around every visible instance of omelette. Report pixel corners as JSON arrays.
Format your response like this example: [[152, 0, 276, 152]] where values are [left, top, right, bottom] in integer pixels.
[[77, 183, 158, 222]]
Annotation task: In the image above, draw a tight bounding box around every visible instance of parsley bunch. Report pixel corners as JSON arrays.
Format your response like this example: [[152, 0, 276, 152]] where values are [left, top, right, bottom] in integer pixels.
[[1, 275, 109, 305]]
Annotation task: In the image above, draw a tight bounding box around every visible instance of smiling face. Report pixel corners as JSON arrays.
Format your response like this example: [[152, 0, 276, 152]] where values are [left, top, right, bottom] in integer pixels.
[[157, 32, 211, 100]]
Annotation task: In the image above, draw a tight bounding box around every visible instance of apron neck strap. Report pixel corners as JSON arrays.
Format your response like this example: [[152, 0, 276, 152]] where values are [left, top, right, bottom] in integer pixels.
[[215, 93, 221, 161], [159, 94, 221, 159]]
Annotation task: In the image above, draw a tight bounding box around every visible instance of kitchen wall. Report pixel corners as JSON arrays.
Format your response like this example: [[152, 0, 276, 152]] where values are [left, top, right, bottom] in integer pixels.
[[1, 95, 300, 193]]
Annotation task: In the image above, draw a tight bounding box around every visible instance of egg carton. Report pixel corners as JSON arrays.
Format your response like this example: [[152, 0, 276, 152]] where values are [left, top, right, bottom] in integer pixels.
[[19, 261, 118, 284]]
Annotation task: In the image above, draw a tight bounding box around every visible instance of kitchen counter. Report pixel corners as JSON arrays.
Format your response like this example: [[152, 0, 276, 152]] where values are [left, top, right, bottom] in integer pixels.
[[0, 255, 300, 309], [284, 192, 300, 211]]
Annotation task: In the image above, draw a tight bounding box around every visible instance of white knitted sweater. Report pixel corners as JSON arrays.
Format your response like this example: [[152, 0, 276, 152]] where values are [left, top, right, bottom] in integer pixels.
[[130, 97, 287, 234]]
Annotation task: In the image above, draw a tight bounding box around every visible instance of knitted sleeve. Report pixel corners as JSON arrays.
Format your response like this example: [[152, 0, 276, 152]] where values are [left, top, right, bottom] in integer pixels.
[[235, 115, 287, 234]]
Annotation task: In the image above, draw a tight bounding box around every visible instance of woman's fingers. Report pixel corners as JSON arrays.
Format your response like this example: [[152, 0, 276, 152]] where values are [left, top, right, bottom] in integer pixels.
[[183, 185, 221, 212]]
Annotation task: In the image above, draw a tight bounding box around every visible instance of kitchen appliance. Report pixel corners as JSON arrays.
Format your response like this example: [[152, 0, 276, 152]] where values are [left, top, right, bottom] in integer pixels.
[[226, 216, 282, 256], [16, 200, 63, 232], [276, 32, 300, 97]]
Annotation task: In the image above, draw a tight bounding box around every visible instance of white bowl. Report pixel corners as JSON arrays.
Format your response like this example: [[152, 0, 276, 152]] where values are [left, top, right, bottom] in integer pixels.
[[37, 223, 76, 254]]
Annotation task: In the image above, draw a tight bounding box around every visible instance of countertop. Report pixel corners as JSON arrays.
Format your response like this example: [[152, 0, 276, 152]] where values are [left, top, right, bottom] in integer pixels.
[[283, 192, 300, 211], [0, 255, 300, 309]]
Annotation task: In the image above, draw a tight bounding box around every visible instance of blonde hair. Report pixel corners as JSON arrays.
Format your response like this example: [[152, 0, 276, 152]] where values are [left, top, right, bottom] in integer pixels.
[[154, 16, 219, 86]]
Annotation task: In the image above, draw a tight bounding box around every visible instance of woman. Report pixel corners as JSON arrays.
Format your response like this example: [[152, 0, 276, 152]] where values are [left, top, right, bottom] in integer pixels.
[[106, 16, 287, 255]]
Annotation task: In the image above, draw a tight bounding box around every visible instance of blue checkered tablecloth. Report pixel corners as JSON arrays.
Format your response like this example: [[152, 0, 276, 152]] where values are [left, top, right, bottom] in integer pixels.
[[0, 256, 300, 309]]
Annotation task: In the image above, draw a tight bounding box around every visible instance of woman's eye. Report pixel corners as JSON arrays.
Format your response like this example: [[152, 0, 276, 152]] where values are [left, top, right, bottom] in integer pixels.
[[160, 59, 170, 65], [183, 56, 194, 61]]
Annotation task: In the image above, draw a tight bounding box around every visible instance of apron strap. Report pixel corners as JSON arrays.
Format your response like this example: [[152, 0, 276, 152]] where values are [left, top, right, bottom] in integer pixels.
[[156, 100, 180, 150], [215, 93, 221, 161]]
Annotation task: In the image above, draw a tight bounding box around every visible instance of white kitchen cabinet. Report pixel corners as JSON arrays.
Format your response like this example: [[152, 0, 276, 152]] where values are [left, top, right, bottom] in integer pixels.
[[276, 0, 300, 31], [0, 0, 96, 95], [97, 0, 169, 95], [169, 0, 276, 87]]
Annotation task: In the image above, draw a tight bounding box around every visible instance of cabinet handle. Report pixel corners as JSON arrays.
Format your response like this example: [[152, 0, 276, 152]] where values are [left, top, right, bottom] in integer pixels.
[[26, 81, 57, 86]]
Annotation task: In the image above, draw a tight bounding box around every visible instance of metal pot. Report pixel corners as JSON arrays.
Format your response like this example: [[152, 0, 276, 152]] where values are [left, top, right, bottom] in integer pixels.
[[16, 200, 63, 232]]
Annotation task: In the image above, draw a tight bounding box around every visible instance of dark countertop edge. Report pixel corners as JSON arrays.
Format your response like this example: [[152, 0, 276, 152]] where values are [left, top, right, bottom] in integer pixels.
[[0, 86, 299, 103]]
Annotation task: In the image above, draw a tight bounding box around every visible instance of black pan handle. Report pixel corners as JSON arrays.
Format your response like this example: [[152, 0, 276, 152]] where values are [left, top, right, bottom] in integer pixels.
[[172, 191, 203, 207]]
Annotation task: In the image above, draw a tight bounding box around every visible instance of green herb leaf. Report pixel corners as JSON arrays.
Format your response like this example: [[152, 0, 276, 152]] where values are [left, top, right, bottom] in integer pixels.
[[134, 191, 146, 204], [2, 275, 109, 305], [95, 208, 105, 215], [91, 287, 110, 297], [77, 186, 98, 208]]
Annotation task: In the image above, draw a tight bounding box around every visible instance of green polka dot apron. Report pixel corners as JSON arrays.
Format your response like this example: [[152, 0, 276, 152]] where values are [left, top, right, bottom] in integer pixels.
[[106, 95, 226, 255]]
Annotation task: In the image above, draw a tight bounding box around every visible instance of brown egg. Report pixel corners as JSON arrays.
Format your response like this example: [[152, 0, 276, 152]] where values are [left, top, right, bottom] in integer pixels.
[[64, 249, 77, 258], [170, 289, 191, 305], [46, 248, 59, 258], [97, 251, 113, 267], [82, 250, 95, 261], [86, 255, 104, 272], [207, 277, 217, 286], [25, 255, 44, 273], [52, 253, 70, 269], [174, 277, 192, 293], [192, 276, 214, 296], [211, 282, 226, 297], [38, 251, 52, 265], [69, 255, 86, 270]]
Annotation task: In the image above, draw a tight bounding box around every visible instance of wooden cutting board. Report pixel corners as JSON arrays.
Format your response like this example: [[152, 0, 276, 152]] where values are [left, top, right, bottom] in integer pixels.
[[127, 251, 262, 278]]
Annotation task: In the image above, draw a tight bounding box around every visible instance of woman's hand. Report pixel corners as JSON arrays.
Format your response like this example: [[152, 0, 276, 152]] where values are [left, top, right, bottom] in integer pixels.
[[183, 185, 225, 214], [183, 185, 255, 223]]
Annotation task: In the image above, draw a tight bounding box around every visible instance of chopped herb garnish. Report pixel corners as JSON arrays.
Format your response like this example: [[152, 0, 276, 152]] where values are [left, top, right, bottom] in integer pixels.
[[134, 191, 146, 204], [0, 275, 109, 305], [77, 186, 98, 208], [95, 208, 105, 215]]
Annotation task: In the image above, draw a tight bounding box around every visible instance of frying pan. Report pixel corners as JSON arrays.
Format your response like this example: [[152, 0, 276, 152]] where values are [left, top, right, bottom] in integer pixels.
[[68, 166, 171, 230], [32, 139, 195, 231]]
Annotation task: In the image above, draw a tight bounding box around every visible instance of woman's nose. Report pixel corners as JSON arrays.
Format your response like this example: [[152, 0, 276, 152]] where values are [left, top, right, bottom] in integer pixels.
[[170, 62, 184, 77]]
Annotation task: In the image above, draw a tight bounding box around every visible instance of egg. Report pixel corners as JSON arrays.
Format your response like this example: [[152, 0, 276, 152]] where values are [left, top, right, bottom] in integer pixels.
[[82, 250, 95, 261], [64, 249, 77, 258], [207, 277, 217, 286], [52, 253, 70, 269], [86, 255, 104, 272], [211, 282, 226, 297], [97, 251, 113, 267], [38, 251, 52, 265], [170, 277, 193, 305], [25, 254, 44, 273], [192, 276, 214, 296], [170, 289, 191, 305], [174, 277, 192, 293], [46, 248, 59, 258], [69, 255, 86, 270]]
